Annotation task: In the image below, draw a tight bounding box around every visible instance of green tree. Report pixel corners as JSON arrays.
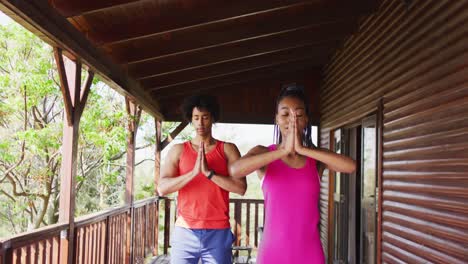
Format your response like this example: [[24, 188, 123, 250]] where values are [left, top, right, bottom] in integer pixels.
[[0, 22, 189, 238], [0, 23, 63, 233]]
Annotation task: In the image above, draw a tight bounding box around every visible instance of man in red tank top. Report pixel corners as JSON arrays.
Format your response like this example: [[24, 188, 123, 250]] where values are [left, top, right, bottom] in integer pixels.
[[158, 95, 247, 264]]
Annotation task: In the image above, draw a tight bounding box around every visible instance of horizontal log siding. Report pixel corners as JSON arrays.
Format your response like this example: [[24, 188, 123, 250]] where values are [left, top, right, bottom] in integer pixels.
[[320, 0, 468, 263]]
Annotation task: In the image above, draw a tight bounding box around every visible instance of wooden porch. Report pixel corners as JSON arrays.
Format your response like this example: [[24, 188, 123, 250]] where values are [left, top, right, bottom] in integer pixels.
[[0, 198, 264, 264], [0, 0, 467, 264], [0, 1, 369, 263]]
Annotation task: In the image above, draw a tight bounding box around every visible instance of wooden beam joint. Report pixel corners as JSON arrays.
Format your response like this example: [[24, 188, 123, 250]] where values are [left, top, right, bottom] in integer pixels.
[[160, 121, 189, 150], [53, 47, 95, 125]]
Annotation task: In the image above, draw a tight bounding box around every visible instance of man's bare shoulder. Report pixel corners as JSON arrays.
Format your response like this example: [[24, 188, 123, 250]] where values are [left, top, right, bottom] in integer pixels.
[[223, 142, 239, 151], [166, 143, 185, 159], [247, 145, 269, 155]]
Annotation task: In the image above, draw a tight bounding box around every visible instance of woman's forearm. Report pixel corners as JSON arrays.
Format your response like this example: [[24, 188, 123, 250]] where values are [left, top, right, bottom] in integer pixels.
[[298, 147, 356, 173], [229, 149, 285, 178]]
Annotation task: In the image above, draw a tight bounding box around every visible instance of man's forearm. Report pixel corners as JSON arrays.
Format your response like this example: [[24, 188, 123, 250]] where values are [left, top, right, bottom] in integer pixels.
[[210, 174, 246, 195], [157, 171, 195, 196]]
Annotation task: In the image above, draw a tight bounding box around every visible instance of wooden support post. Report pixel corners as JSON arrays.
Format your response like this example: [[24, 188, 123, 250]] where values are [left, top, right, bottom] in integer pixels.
[[54, 47, 94, 264], [1, 242, 13, 264], [124, 98, 142, 204], [153, 120, 162, 256], [154, 120, 162, 193], [125, 98, 142, 264]]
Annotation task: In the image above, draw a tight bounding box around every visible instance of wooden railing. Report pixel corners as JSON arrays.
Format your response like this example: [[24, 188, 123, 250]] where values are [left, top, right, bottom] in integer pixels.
[[230, 198, 265, 249], [132, 197, 161, 262], [0, 197, 263, 263], [74, 204, 131, 264], [0, 197, 164, 264], [158, 198, 265, 251], [0, 223, 65, 264]]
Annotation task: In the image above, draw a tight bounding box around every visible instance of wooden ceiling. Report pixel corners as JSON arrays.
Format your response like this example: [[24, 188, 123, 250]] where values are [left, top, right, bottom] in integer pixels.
[[44, 0, 379, 123]]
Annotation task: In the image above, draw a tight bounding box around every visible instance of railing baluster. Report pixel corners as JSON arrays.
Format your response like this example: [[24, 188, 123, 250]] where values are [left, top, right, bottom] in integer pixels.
[[142, 207, 145, 257], [138, 207, 141, 260], [76, 228, 82, 264], [97, 222, 102, 264], [32, 243, 38, 264], [163, 199, 171, 255], [123, 213, 126, 264], [93, 223, 98, 264], [135, 209, 138, 262], [93, 224, 98, 264], [114, 216, 119, 264], [114, 215, 118, 264], [145, 204, 149, 256], [87, 225, 92, 264], [14, 248, 20, 264], [118, 215, 121, 263], [118, 214, 122, 264], [46, 238, 52, 264], [101, 221, 106, 264], [149, 203, 154, 255], [21, 247, 27, 264], [246, 203, 251, 247], [154, 200, 159, 256], [53, 236, 60, 264], [86, 225, 91, 264], [255, 203, 259, 248], [123, 212, 127, 264], [234, 201, 242, 246], [112, 216, 117, 264], [38, 241, 44, 264], [106, 216, 112, 264], [263, 203, 265, 226]]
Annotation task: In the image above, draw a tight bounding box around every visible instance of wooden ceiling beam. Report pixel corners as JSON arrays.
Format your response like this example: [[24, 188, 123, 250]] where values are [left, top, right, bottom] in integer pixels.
[[136, 43, 330, 81], [122, 23, 352, 72], [95, 1, 315, 45], [141, 43, 337, 89], [153, 59, 319, 99], [110, 13, 363, 64], [91, 0, 377, 46], [126, 21, 353, 79], [49, 0, 143, 18], [0, 0, 163, 119], [149, 57, 320, 92]]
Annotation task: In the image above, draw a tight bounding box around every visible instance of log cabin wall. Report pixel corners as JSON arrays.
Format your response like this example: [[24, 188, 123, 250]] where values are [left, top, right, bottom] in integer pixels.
[[319, 0, 468, 263]]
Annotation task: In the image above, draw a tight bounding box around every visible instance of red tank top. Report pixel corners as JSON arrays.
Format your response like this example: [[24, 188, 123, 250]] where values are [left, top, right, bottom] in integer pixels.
[[176, 140, 230, 229]]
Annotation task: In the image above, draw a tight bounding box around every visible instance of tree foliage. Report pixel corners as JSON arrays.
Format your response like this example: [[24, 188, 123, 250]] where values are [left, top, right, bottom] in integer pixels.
[[0, 22, 190, 238]]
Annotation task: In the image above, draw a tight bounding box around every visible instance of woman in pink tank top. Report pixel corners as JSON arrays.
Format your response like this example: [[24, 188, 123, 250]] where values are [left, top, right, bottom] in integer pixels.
[[229, 85, 356, 264]]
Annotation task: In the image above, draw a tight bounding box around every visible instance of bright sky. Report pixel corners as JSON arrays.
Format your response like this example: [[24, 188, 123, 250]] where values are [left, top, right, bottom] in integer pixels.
[[159, 122, 317, 161], [159, 123, 275, 161], [0, 12, 12, 25]]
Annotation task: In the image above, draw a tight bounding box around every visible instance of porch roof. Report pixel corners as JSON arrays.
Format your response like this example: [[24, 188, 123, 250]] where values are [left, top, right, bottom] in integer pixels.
[[0, 0, 379, 124]]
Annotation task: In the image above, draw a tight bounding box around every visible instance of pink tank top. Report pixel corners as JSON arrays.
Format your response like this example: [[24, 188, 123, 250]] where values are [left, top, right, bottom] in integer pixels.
[[257, 144, 325, 264]]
